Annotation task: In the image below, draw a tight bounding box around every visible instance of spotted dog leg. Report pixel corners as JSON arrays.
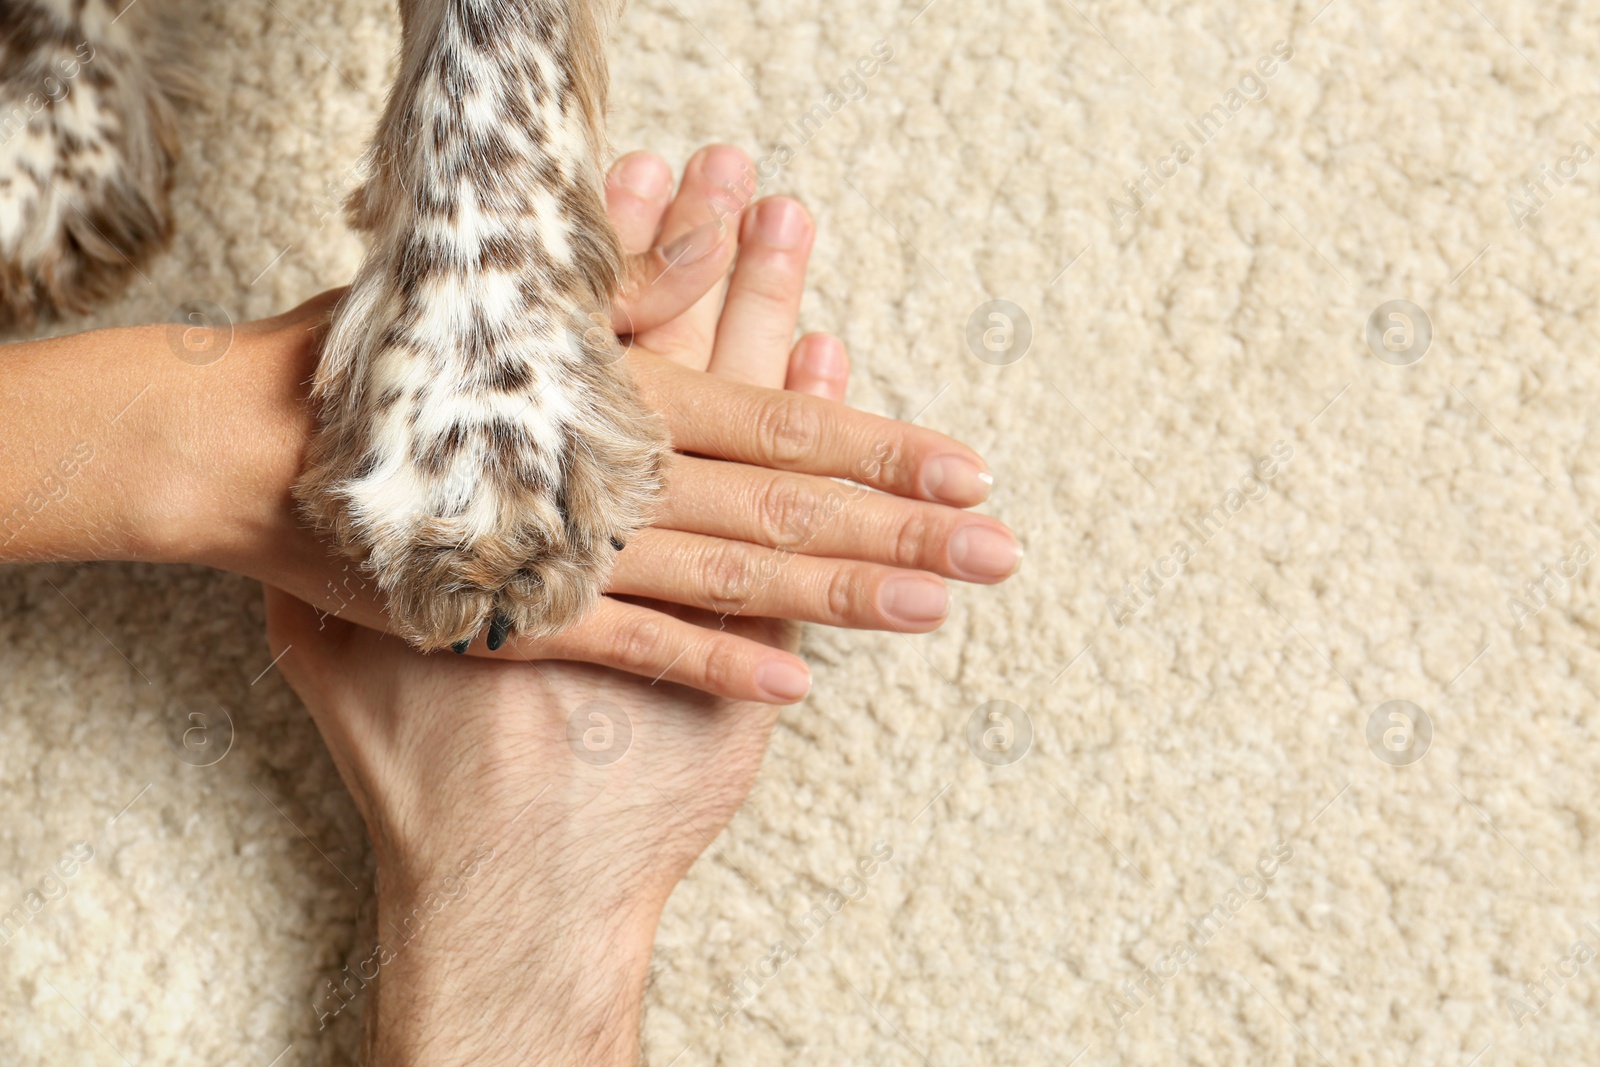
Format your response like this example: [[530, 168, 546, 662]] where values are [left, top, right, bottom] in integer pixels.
[[295, 0, 668, 652], [0, 0, 183, 326]]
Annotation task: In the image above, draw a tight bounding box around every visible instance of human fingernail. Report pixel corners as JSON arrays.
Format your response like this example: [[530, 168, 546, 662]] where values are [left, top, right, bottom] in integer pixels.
[[753, 198, 808, 250], [658, 219, 726, 268], [921, 455, 992, 504], [948, 524, 1022, 580], [879, 576, 950, 625], [699, 144, 754, 191], [756, 659, 812, 703], [698, 146, 756, 222], [800, 336, 845, 380], [613, 153, 671, 200]]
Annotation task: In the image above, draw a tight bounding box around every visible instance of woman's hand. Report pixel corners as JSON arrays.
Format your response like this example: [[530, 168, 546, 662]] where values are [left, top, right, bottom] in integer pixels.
[[205, 146, 1017, 701], [0, 146, 1020, 703]]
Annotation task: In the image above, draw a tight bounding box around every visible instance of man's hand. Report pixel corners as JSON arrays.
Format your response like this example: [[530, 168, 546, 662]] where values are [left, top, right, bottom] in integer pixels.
[[262, 298, 858, 1067], [268, 585, 761, 1064]]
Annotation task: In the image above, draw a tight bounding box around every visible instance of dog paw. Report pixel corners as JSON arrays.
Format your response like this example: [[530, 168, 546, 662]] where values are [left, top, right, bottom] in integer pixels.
[[294, 0, 667, 651], [295, 225, 670, 652], [0, 3, 181, 326]]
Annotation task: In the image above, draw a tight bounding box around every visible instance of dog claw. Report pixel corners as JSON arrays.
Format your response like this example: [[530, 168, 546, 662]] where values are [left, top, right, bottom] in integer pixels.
[[610, 537, 625, 551], [486, 614, 512, 652], [451, 638, 472, 655]]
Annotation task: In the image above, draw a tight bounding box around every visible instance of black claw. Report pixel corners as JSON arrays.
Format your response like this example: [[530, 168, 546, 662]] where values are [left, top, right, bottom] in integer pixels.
[[610, 537, 625, 551], [486, 614, 511, 652], [451, 638, 471, 655]]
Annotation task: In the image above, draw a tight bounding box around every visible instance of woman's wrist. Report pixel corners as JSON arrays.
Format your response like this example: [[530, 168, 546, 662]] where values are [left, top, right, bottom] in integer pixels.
[[0, 322, 204, 566], [139, 297, 332, 586]]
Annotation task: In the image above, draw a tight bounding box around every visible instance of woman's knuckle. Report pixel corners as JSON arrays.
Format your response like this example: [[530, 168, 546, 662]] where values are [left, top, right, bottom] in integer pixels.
[[757, 477, 817, 547], [611, 616, 663, 671], [696, 637, 743, 694], [825, 566, 863, 622], [872, 442, 911, 489], [891, 512, 932, 568], [703, 542, 756, 609], [757, 394, 821, 464]]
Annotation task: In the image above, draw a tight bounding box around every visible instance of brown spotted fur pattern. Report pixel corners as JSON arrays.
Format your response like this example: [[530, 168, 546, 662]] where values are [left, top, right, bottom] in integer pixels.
[[2, 0, 670, 650], [0, 0, 183, 324], [295, 0, 668, 650]]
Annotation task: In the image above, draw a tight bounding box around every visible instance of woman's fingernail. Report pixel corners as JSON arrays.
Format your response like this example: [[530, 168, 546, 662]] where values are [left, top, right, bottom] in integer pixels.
[[753, 198, 808, 250], [879, 576, 950, 625], [800, 336, 845, 380], [921, 455, 992, 504], [658, 219, 726, 268], [756, 659, 812, 703], [612, 153, 671, 201], [948, 524, 1022, 580]]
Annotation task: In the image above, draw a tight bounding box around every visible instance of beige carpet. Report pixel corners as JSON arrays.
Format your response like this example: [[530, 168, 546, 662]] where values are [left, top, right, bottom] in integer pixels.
[[5, 0, 1600, 1062]]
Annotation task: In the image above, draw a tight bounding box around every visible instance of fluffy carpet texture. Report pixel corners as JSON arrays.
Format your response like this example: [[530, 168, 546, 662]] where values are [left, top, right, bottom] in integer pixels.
[[4, 0, 1600, 1062]]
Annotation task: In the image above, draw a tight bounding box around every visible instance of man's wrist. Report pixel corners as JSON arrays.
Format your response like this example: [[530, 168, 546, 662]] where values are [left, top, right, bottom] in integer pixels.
[[368, 851, 662, 1066]]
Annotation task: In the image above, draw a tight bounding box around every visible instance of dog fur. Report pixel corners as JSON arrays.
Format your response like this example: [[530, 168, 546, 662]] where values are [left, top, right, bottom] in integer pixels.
[[0, 0, 670, 650]]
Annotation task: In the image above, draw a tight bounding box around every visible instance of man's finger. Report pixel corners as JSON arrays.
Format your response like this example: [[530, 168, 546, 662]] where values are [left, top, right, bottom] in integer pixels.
[[605, 152, 674, 253], [611, 218, 735, 336], [783, 333, 849, 401], [707, 197, 815, 388], [628, 144, 756, 368]]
